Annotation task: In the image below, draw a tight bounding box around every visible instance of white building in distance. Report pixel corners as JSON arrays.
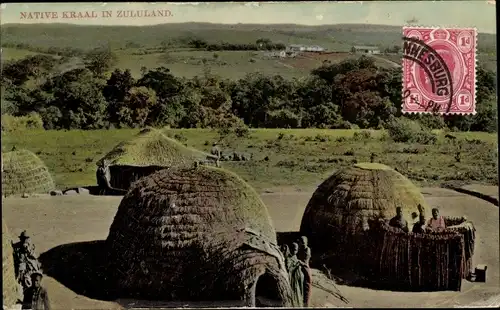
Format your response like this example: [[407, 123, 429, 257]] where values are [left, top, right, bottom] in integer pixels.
[[351, 45, 381, 54], [287, 44, 326, 52]]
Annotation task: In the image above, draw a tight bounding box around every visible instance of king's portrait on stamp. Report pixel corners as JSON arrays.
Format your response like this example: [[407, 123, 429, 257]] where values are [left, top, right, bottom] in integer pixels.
[[402, 27, 477, 115]]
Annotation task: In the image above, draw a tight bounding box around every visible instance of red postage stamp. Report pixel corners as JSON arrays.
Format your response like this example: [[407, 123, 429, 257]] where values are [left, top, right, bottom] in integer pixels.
[[402, 27, 477, 115]]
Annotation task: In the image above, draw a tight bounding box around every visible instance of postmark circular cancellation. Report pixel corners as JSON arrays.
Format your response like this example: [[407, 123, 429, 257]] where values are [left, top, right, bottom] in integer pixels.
[[402, 27, 477, 115]]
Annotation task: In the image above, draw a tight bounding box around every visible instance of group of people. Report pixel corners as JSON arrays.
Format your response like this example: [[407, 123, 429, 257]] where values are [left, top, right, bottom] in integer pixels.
[[280, 236, 312, 307], [11, 231, 51, 310], [388, 205, 452, 234]]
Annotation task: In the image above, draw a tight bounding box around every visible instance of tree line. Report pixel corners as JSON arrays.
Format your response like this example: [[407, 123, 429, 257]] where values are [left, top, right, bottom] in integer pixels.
[[1, 48, 497, 133], [188, 38, 287, 51]]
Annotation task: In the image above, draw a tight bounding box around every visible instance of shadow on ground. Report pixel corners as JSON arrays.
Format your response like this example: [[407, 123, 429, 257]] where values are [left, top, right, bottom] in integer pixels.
[[39, 240, 118, 301], [40, 232, 465, 306]]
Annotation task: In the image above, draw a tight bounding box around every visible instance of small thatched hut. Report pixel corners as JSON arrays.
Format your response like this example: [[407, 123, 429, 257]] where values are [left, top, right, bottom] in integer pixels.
[[300, 162, 475, 291], [2, 149, 55, 197], [96, 128, 218, 190], [106, 165, 295, 306], [3, 220, 22, 308]]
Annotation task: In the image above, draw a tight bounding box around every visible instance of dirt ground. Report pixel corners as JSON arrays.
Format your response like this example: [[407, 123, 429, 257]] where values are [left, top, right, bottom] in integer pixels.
[[2, 185, 499, 309]]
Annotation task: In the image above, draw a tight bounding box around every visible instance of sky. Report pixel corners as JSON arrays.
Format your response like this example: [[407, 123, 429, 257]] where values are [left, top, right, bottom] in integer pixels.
[[0, 1, 496, 34]]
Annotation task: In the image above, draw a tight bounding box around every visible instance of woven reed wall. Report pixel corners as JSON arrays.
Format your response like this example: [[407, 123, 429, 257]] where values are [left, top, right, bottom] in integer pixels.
[[106, 166, 292, 303], [444, 217, 476, 279], [308, 218, 473, 292], [371, 222, 465, 291], [2, 150, 55, 197]]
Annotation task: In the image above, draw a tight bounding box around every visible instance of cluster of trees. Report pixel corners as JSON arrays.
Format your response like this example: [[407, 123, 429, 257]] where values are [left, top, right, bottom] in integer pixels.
[[1, 49, 497, 133], [189, 38, 286, 51], [2, 42, 85, 57]]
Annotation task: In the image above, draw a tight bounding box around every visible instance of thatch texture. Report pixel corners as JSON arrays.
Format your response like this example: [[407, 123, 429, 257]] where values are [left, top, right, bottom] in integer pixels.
[[299, 163, 431, 283], [96, 128, 217, 190], [97, 128, 215, 167], [370, 221, 467, 291], [300, 163, 429, 241], [106, 166, 294, 305], [2, 149, 55, 197], [298, 161, 476, 291], [3, 220, 21, 307]]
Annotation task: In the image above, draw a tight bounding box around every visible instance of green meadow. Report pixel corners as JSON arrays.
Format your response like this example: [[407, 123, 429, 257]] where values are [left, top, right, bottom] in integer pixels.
[[2, 129, 497, 191]]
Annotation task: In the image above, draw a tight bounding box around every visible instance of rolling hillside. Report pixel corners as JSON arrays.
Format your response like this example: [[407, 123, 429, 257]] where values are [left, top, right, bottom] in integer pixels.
[[1, 23, 496, 79], [2, 23, 496, 52]]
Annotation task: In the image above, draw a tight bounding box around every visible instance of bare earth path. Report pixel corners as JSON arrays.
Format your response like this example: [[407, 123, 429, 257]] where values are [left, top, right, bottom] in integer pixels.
[[2, 186, 499, 309]]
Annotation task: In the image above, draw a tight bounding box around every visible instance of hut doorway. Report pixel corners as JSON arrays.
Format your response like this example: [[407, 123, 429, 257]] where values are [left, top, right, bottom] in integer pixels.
[[255, 272, 283, 307]]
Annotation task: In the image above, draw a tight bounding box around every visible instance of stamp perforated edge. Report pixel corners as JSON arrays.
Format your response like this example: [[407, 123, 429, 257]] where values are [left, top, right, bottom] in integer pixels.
[[401, 26, 478, 115]]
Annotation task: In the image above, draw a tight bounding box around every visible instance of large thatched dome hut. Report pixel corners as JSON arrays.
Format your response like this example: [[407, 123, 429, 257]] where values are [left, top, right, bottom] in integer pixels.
[[300, 163, 475, 291], [2, 149, 55, 197], [3, 220, 22, 308], [106, 165, 295, 306], [96, 128, 218, 191], [300, 162, 428, 239]]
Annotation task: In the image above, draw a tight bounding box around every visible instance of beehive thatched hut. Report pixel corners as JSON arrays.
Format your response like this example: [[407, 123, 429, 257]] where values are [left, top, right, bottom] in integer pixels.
[[2, 149, 55, 197], [106, 165, 295, 306], [3, 220, 22, 308], [300, 163, 475, 291], [96, 128, 218, 191], [300, 162, 429, 241]]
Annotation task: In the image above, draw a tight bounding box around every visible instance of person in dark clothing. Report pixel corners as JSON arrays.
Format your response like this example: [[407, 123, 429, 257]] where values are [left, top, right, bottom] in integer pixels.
[[288, 243, 304, 307], [297, 236, 312, 307], [22, 273, 50, 310], [389, 206, 409, 233], [12, 231, 41, 293], [412, 215, 428, 234], [96, 160, 127, 195]]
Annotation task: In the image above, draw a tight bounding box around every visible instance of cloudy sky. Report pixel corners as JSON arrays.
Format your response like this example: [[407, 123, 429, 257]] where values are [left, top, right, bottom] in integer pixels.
[[0, 1, 496, 33]]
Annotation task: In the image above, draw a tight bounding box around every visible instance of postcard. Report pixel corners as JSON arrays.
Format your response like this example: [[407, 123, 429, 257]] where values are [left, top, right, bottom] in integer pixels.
[[1, 1, 498, 309]]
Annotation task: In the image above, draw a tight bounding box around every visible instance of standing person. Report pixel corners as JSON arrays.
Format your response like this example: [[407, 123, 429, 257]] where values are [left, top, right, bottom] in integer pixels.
[[22, 273, 50, 310], [96, 160, 127, 195], [427, 208, 446, 232], [281, 244, 291, 271], [12, 231, 41, 293], [412, 215, 427, 234], [211, 142, 221, 159], [96, 160, 112, 194], [288, 243, 304, 307], [388, 207, 409, 233], [298, 236, 312, 307]]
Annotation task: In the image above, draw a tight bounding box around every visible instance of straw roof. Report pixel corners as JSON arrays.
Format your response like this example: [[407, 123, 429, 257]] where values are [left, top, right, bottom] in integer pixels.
[[106, 165, 293, 304], [300, 162, 429, 237], [3, 220, 21, 307], [2, 149, 55, 197], [96, 128, 214, 167]]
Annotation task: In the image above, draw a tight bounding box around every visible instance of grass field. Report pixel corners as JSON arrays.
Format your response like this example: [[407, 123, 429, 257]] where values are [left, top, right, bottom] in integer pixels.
[[3, 47, 496, 80], [0, 48, 400, 80], [2, 23, 496, 79], [2, 23, 496, 52], [1, 128, 497, 192]]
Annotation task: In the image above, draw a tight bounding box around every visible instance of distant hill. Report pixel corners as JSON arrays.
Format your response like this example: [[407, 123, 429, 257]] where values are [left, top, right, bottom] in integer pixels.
[[1, 23, 496, 52], [1, 23, 496, 79]]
